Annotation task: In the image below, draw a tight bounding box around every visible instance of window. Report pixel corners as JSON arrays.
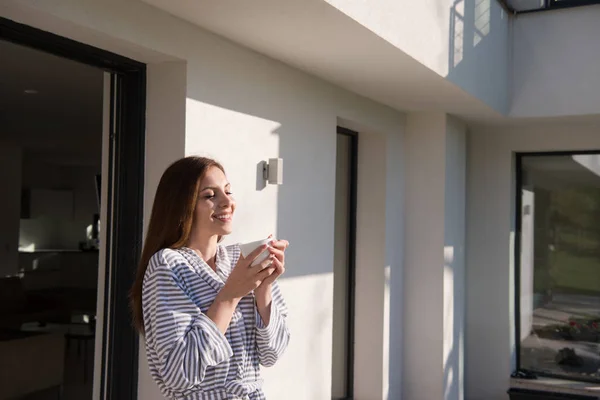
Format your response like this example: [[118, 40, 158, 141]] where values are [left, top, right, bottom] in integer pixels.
[[516, 152, 600, 383]]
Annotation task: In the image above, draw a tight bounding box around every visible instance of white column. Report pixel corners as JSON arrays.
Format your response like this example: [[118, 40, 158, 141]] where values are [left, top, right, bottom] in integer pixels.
[[136, 61, 187, 400], [403, 112, 466, 400], [520, 189, 535, 342]]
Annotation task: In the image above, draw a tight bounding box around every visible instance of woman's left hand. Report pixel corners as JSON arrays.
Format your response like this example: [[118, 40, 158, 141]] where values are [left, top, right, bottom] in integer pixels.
[[257, 237, 288, 289]]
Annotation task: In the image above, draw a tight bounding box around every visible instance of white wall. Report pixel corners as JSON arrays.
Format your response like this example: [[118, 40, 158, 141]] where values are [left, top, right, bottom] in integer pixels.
[[403, 112, 467, 400], [511, 5, 600, 117], [323, 0, 510, 113], [403, 113, 446, 400], [446, 0, 510, 114], [466, 120, 600, 400], [181, 36, 402, 398], [0, 144, 22, 277], [0, 2, 407, 400], [444, 116, 466, 400], [383, 121, 405, 400]]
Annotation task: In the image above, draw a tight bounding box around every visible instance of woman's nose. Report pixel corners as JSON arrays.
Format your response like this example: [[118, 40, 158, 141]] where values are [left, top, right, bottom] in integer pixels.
[[220, 196, 232, 208]]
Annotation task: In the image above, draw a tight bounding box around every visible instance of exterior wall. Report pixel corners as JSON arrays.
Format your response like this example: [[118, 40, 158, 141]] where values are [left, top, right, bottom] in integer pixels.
[[180, 33, 404, 400], [404, 113, 446, 400], [354, 128, 388, 400], [511, 5, 600, 117], [466, 121, 600, 400], [403, 113, 467, 400], [0, 1, 406, 399], [444, 116, 467, 400], [446, 0, 510, 114], [324, 0, 510, 113], [383, 121, 405, 400]]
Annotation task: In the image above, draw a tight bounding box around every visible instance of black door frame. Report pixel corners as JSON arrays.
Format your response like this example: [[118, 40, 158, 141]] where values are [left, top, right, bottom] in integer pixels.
[[0, 17, 145, 400], [336, 126, 358, 400]]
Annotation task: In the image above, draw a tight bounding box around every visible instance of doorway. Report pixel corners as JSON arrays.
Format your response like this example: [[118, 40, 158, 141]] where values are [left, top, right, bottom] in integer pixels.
[[332, 127, 358, 400], [0, 17, 145, 400]]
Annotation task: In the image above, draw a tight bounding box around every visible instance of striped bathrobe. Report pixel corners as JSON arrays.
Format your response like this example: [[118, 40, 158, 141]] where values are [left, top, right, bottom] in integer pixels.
[[142, 245, 290, 400]]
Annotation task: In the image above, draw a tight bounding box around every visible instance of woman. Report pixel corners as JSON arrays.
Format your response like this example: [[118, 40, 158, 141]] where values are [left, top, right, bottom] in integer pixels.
[[130, 156, 290, 400]]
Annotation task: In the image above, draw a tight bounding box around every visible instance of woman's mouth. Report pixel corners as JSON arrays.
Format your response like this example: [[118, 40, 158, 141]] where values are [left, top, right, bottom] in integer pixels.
[[214, 213, 232, 222]]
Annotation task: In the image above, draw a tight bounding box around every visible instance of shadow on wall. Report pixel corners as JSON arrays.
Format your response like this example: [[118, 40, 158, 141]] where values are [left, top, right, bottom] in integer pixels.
[[448, 0, 509, 113], [185, 51, 340, 280], [443, 245, 464, 400], [181, 49, 352, 400]]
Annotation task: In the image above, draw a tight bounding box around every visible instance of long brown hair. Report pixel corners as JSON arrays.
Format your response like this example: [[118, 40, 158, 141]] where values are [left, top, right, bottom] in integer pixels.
[[130, 156, 225, 334]]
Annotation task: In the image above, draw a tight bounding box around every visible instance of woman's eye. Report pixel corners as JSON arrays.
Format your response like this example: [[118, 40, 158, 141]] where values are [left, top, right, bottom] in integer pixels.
[[203, 190, 232, 198]]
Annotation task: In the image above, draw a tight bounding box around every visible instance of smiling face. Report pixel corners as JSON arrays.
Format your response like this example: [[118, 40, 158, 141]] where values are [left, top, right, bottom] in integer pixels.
[[193, 166, 236, 239]]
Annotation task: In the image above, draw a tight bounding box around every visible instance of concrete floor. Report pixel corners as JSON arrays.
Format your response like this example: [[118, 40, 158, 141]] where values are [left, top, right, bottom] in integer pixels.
[[522, 293, 600, 380]]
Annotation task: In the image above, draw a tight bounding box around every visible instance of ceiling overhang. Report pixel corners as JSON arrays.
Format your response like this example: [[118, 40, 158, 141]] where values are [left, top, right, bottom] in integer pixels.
[[141, 0, 504, 123]]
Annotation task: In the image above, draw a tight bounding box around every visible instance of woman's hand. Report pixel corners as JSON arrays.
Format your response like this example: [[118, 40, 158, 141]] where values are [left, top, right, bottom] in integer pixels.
[[220, 244, 276, 301], [257, 238, 289, 290], [254, 237, 288, 326], [253, 238, 288, 326]]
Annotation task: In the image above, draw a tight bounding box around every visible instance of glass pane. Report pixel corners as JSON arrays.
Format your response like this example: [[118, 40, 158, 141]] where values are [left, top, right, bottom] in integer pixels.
[[519, 153, 600, 382]]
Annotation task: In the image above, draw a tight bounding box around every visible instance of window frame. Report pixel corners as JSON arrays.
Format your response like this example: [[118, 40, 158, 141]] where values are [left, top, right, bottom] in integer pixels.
[[514, 150, 600, 383], [549, 0, 600, 10], [501, 0, 600, 14], [333, 126, 359, 400]]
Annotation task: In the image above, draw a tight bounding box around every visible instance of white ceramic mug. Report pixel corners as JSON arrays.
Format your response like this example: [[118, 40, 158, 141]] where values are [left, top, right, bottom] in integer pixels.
[[239, 238, 271, 266]]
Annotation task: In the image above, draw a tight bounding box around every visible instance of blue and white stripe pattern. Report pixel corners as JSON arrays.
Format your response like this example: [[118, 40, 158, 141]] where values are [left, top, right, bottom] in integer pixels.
[[142, 244, 290, 400]]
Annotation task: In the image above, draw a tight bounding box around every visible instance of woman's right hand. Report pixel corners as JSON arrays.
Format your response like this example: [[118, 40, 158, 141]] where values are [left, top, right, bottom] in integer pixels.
[[221, 244, 276, 300]]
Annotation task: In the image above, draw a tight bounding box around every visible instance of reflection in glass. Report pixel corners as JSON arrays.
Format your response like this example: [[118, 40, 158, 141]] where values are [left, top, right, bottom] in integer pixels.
[[518, 153, 600, 382]]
